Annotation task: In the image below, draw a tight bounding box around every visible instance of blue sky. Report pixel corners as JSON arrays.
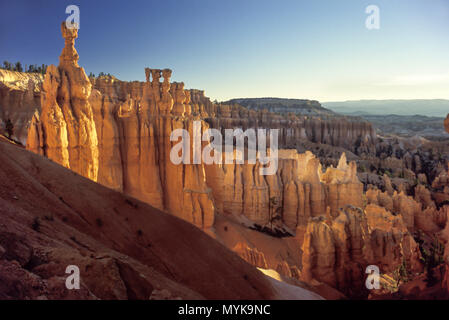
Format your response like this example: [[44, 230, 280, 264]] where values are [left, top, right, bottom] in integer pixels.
[[1, 0, 448, 101]]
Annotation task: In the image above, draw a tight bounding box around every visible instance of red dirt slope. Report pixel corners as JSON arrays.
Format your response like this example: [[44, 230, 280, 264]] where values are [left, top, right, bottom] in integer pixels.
[[0, 136, 275, 300]]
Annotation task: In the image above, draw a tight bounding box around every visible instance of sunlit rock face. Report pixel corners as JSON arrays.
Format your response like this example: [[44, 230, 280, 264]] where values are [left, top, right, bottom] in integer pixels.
[[233, 243, 268, 269], [25, 23, 215, 230], [301, 204, 423, 297], [205, 150, 363, 232], [87, 69, 215, 230], [22, 23, 370, 234], [365, 183, 448, 235], [0, 69, 43, 144], [203, 101, 377, 155], [27, 23, 99, 181]]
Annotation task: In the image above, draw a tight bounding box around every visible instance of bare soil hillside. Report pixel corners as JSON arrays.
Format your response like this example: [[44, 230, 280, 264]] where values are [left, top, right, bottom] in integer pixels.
[[0, 136, 276, 300]]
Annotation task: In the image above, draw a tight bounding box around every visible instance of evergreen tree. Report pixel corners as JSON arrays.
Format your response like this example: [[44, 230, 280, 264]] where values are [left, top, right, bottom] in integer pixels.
[[3, 61, 11, 70], [14, 61, 23, 72], [5, 119, 14, 139]]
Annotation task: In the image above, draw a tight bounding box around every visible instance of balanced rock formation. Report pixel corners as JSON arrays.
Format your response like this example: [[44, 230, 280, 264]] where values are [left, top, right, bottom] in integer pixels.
[[27, 22, 99, 181]]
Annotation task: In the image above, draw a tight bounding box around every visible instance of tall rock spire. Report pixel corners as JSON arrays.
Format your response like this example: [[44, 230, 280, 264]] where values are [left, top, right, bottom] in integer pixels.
[[59, 22, 80, 68], [27, 22, 99, 181]]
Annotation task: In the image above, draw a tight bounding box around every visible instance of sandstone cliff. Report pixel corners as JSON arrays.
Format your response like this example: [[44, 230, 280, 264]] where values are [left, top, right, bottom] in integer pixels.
[[27, 24, 215, 230], [205, 150, 363, 233], [301, 204, 422, 297], [0, 69, 43, 144], [25, 22, 368, 234], [205, 102, 377, 155]]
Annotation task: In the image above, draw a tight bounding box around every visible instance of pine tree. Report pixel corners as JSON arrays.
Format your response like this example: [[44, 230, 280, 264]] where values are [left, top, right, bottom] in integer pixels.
[[3, 61, 11, 70], [5, 119, 14, 139], [15, 61, 23, 72]]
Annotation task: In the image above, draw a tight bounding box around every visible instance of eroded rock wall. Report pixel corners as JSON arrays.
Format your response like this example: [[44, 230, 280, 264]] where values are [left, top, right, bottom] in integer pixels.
[[205, 150, 363, 232], [0, 69, 43, 144], [204, 102, 377, 155], [301, 205, 423, 297]]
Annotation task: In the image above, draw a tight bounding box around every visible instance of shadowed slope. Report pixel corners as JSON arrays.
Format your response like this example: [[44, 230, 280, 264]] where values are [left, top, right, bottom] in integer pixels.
[[0, 136, 276, 299]]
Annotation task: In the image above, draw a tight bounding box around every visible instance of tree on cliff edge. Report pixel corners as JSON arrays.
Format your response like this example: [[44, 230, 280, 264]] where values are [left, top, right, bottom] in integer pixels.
[[3, 61, 12, 70], [14, 62, 23, 72], [5, 119, 14, 139], [268, 197, 282, 231]]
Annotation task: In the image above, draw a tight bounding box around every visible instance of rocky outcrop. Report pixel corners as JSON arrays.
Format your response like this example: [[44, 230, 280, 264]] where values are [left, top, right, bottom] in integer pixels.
[[233, 243, 268, 269], [432, 165, 449, 206], [0, 69, 43, 144], [366, 185, 447, 233], [321, 153, 364, 216], [301, 205, 422, 297], [365, 204, 422, 274], [88, 69, 215, 230], [205, 151, 363, 233], [225, 98, 333, 116], [445, 114, 449, 134], [205, 102, 377, 155]]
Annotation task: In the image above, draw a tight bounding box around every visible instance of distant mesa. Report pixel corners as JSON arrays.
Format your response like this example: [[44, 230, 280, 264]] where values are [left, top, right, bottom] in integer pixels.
[[323, 99, 449, 117], [225, 98, 335, 116]]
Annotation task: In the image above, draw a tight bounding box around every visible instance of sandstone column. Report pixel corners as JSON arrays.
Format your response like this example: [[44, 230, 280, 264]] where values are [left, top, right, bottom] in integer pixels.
[[28, 22, 99, 181]]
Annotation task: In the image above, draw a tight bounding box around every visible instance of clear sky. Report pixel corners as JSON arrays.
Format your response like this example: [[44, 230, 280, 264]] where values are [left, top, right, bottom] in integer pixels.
[[1, 0, 448, 102]]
